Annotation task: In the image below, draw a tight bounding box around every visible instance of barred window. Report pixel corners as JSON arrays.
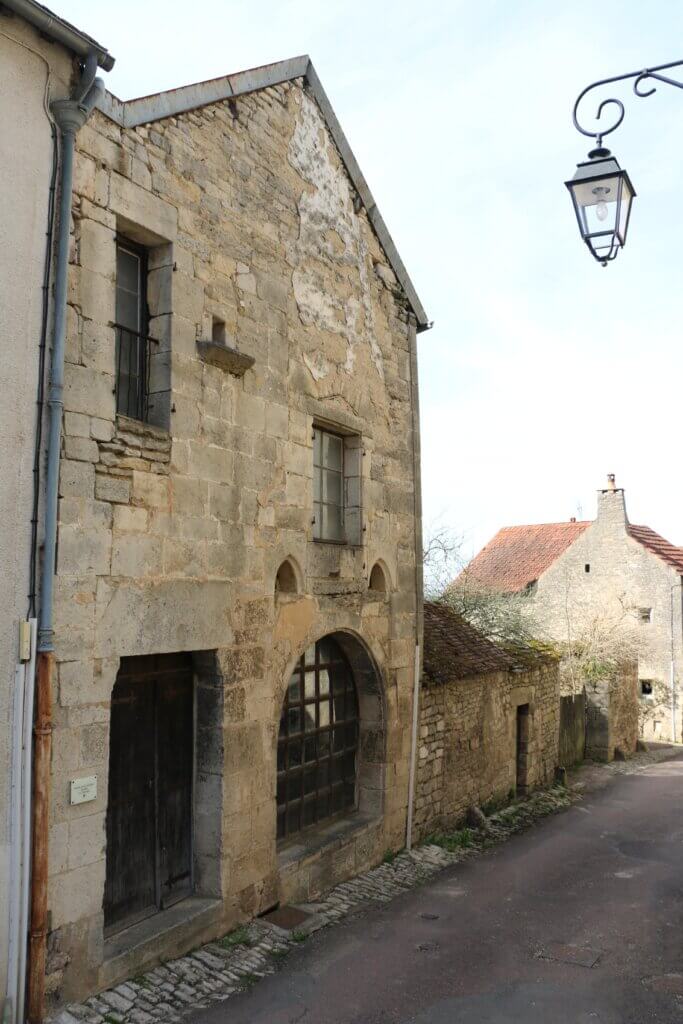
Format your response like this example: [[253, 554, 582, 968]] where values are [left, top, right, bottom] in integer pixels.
[[277, 637, 359, 840], [313, 427, 362, 545], [115, 238, 154, 422]]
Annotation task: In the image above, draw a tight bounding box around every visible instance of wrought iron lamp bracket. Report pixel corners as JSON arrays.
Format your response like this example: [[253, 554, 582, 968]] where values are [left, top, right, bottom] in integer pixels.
[[573, 58, 683, 147]]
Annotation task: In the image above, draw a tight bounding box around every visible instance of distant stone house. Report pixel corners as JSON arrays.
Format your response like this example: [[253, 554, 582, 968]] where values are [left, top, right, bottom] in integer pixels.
[[462, 477, 683, 743], [44, 54, 430, 1009], [413, 602, 560, 841]]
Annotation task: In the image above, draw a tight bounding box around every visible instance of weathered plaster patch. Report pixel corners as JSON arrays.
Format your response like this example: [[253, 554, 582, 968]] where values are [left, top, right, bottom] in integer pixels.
[[288, 93, 383, 379]]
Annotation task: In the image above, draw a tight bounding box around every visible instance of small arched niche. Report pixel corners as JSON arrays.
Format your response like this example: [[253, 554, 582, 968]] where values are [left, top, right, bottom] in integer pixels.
[[275, 557, 301, 596], [368, 561, 389, 594]]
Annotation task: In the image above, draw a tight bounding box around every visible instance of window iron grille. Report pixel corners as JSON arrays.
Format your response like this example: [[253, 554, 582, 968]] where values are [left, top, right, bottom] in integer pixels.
[[114, 323, 158, 422], [277, 637, 359, 840]]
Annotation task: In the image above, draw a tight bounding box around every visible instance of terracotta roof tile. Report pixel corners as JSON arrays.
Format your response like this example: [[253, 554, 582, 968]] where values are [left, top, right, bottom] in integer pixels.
[[423, 601, 513, 683], [628, 524, 683, 574], [460, 522, 591, 593]]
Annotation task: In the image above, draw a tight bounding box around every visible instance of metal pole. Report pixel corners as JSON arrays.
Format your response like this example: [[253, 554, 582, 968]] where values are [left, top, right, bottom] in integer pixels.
[[406, 643, 421, 852]]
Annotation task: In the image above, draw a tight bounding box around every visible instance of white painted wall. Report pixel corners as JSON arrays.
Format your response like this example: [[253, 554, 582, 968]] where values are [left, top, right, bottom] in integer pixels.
[[0, 12, 71, 997]]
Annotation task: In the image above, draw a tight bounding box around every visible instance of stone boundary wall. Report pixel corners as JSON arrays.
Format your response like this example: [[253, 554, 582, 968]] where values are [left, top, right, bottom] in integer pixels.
[[414, 661, 560, 840]]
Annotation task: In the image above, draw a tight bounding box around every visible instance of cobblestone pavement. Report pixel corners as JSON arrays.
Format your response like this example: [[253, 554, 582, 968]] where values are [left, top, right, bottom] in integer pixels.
[[50, 744, 679, 1024]]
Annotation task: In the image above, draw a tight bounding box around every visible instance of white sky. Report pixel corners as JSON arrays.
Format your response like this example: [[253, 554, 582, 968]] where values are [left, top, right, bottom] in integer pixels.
[[59, 0, 683, 559]]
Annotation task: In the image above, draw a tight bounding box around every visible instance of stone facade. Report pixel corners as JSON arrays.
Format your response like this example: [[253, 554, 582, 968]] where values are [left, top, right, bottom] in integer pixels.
[[528, 484, 682, 742], [46, 67, 425, 1009], [414, 661, 560, 841]]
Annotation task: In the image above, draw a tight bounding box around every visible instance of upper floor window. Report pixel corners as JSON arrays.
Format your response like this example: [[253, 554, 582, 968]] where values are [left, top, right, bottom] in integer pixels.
[[313, 427, 362, 545], [115, 238, 152, 422]]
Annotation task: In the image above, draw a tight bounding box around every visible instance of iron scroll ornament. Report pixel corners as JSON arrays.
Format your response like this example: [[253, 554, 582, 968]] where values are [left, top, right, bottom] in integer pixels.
[[573, 58, 683, 147]]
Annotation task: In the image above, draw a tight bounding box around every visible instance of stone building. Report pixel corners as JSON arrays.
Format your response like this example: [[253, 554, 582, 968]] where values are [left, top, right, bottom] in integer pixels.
[[462, 476, 682, 743], [413, 602, 560, 840], [44, 54, 429, 1008], [0, 5, 112, 1017]]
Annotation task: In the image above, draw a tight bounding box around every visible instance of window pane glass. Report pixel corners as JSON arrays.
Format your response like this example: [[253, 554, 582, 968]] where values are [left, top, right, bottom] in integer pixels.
[[287, 741, 302, 768], [303, 768, 316, 797], [304, 646, 316, 667], [323, 469, 342, 505], [287, 676, 301, 702], [322, 432, 343, 471], [322, 503, 343, 541], [313, 468, 321, 502], [333, 693, 346, 722], [313, 429, 322, 466], [304, 737, 316, 763], [318, 669, 330, 696], [304, 673, 316, 700], [304, 707, 316, 732], [287, 773, 301, 800], [287, 707, 302, 735], [313, 502, 321, 539], [319, 701, 330, 728]]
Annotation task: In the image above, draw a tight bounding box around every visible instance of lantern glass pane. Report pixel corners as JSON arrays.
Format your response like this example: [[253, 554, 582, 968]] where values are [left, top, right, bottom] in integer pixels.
[[617, 178, 633, 243]]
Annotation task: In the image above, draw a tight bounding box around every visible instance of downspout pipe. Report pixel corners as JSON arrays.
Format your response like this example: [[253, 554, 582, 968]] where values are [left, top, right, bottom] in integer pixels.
[[27, 53, 104, 1024]]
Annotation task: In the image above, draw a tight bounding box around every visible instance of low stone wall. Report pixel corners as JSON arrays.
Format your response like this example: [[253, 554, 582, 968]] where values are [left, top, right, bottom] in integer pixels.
[[414, 661, 560, 841]]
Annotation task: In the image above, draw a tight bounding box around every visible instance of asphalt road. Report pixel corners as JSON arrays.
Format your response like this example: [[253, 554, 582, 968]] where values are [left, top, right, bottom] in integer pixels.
[[191, 753, 683, 1024]]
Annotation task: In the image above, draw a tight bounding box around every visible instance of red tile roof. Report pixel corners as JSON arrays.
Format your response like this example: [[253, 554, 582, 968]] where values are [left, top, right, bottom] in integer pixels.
[[628, 525, 683, 574], [460, 521, 591, 593], [423, 601, 514, 683]]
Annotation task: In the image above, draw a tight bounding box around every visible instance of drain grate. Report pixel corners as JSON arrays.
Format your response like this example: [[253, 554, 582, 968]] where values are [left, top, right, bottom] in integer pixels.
[[260, 905, 312, 931], [538, 943, 603, 968]]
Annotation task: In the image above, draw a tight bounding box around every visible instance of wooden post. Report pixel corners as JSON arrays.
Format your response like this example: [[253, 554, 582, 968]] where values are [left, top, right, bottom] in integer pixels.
[[27, 650, 53, 1023]]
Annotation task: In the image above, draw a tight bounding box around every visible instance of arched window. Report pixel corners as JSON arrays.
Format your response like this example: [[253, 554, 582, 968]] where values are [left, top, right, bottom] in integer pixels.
[[277, 637, 359, 840], [369, 562, 388, 593], [275, 559, 299, 595]]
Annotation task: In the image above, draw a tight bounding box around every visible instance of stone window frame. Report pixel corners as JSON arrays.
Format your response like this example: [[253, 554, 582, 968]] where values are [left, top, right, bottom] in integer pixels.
[[312, 423, 363, 547]]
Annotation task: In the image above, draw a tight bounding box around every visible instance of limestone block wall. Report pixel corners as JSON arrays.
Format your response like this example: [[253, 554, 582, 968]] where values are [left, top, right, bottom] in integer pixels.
[[529, 489, 683, 742], [46, 77, 422, 1008], [414, 661, 560, 841]]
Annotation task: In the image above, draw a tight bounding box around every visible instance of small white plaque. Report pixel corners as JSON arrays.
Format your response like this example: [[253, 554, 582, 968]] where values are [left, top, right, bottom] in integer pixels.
[[70, 776, 97, 806]]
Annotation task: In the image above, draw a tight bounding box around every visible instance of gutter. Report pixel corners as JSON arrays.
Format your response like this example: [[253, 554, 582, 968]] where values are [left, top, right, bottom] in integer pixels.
[[1, 0, 114, 69], [25, 52, 106, 1024]]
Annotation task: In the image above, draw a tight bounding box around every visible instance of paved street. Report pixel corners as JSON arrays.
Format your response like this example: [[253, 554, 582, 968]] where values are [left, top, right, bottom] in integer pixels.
[[190, 752, 683, 1024]]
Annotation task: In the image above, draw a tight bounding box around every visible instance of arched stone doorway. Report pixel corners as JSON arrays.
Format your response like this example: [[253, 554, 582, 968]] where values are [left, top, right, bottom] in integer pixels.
[[276, 631, 386, 842]]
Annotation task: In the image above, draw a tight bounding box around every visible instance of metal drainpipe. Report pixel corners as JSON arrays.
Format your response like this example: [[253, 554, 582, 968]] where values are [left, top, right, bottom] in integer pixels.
[[27, 53, 104, 1024], [406, 313, 424, 852]]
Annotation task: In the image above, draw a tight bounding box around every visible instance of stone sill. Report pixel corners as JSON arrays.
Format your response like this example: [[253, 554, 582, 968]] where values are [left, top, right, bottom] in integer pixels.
[[115, 414, 171, 445], [196, 339, 255, 376], [278, 812, 378, 872], [101, 896, 222, 989]]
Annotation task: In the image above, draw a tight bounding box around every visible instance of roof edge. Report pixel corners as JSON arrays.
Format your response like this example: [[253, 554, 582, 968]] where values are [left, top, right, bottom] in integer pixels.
[[95, 56, 429, 330], [2, 0, 114, 69]]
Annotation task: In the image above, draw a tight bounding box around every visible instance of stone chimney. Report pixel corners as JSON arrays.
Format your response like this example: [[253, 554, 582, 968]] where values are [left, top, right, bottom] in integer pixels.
[[596, 473, 628, 528]]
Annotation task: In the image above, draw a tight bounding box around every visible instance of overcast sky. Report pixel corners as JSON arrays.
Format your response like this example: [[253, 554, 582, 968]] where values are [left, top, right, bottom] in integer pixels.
[[59, 0, 683, 559]]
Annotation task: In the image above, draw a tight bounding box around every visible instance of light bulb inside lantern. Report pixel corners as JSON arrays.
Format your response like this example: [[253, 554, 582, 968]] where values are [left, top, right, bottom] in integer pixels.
[[596, 199, 608, 222]]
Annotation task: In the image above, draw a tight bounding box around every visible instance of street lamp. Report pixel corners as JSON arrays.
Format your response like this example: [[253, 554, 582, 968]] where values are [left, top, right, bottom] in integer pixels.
[[567, 58, 683, 265], [565, 147, 635, 265]]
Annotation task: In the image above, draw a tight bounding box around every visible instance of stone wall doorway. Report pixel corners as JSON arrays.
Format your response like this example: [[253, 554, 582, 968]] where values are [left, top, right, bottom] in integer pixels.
[[516, 703, 530, 796], [104, 653, 194, 935]]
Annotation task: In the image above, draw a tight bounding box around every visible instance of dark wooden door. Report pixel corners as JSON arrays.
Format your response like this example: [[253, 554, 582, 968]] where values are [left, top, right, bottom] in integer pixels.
[[105, 653, 193, 934]]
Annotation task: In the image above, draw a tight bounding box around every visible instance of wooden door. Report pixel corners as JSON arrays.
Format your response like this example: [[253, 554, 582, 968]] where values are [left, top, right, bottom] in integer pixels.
[[105, 654, 193, 934]]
